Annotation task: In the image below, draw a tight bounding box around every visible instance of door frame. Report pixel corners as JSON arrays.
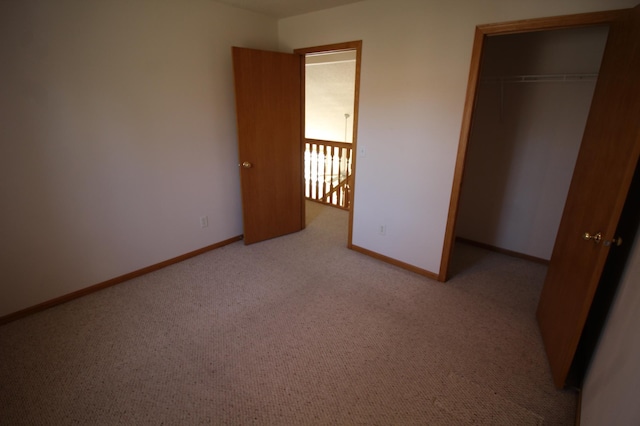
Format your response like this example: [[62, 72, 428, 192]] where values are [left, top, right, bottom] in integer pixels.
[[439, 9, 627, 281], [294, 41, 363, 247]]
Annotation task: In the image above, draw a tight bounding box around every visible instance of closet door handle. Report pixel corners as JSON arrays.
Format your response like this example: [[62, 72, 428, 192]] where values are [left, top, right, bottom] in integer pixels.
[[604, 236, 623, 247], [582, 232, 602, 243], [582, 232, 623, 247]]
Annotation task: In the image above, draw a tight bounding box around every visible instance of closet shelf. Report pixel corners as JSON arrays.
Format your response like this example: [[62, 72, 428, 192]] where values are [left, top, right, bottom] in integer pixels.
[[481, 73, 598, 83]]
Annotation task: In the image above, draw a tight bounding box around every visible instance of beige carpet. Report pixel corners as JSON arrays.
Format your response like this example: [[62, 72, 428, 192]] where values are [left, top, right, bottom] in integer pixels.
[[0, 202, 577, 424]]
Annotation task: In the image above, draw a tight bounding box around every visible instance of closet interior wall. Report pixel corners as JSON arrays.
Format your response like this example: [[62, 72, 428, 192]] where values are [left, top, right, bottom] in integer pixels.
[[456, 26, 610, 261]]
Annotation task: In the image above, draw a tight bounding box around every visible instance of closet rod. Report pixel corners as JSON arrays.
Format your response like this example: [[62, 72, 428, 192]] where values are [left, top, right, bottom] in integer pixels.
[[482, 73, 598, 83]]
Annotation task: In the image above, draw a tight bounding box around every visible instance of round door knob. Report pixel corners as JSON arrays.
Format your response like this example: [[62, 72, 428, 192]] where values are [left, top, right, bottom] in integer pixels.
[[605, 236, 623, 247], [242, 161, 252, 169]]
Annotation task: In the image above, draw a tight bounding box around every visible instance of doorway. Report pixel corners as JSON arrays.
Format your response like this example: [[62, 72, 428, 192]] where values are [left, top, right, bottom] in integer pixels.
[[454, 26, 609, 264], [303, 50, 357, 211], [442, 7, 640, 389], [439, 10, 622, 280], [295, 41, 362, 247], [232, 42, 361, 245]]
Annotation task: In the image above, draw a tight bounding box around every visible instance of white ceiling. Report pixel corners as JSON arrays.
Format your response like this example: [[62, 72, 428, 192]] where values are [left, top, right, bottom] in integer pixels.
[[215, 0, 365, 18]]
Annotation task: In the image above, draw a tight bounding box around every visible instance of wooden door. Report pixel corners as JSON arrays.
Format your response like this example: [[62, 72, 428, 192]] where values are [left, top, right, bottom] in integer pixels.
[[536, 5, 640, 389], [232, 47, 304, 245]]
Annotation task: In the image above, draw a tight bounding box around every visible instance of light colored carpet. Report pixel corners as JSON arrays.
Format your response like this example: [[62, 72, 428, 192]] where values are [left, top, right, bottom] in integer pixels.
[[0, 201, 577, 424]]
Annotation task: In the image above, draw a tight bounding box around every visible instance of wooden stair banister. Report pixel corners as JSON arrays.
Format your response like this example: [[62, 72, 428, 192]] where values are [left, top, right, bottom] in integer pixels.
[[304, 139, 353, 210]]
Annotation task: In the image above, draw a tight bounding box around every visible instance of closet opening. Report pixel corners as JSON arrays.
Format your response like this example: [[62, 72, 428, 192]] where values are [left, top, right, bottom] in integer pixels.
[[442, 7, 640, 390], [452, 25, 610, 268]]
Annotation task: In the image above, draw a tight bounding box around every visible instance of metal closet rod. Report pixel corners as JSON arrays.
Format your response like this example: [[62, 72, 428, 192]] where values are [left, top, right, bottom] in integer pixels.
[[481, 73, 598, 83], [482, 73, 599, 122]]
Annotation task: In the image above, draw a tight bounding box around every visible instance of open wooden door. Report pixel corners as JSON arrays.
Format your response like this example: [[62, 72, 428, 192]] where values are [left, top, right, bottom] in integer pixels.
[[232, 47, 304, 245], [537, 5, 640, 389]]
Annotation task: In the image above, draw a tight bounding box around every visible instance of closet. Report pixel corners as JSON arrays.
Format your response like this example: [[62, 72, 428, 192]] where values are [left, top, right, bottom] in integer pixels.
[[455, 26, 610, 261]]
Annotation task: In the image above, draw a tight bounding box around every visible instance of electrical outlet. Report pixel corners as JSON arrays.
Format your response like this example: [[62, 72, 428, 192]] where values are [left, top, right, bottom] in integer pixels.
[[378, 224, 386, 235], [200, 216, 208, 228]]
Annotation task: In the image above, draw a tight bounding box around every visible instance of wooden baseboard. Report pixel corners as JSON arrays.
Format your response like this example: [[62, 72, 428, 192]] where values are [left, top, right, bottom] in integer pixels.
[[0, 235, 243, 325], [455, 237, 549, 265], [350, 244, 440, 281]]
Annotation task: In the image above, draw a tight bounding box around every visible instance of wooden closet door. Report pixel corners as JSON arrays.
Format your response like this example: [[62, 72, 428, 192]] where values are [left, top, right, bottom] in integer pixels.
[[537, 5, 640, 388]]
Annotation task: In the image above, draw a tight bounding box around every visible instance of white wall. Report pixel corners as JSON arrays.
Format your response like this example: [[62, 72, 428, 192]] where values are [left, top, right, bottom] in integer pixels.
[[278, 0, 637, 274], [581, 231, 640, 425], [456, 27, 608, 260], [1, 0, 636, 317], [0, 0, 278, 317]]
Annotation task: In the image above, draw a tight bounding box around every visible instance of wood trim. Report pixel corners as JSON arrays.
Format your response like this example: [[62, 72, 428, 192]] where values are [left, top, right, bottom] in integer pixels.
[[456, 237, 550, 265], [477, 10, 626, 35], [299, 50, 307, 230], [349, 42, 363, 249], [350, 244, 439, 280], [439, 9, 627, 282], [294, 40, 362, 55], [438, 26, 485, 282], [0, 235, 243, 325], [295, 40, 363, 249]]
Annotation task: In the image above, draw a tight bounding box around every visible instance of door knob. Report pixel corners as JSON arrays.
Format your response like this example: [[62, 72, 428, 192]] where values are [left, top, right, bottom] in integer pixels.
[[604, 236, 623, 247], [582, 232, 623, 246], [241, 161, 252, 169], [582, 232, 602, 243]]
